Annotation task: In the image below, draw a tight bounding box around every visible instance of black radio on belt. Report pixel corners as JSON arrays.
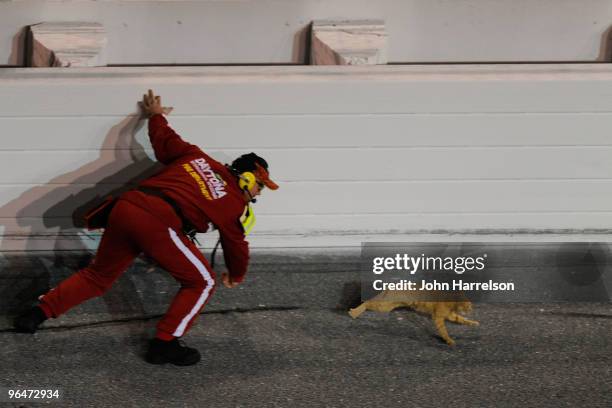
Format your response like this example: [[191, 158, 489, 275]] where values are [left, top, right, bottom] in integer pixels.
[[83, 196, 118, 230]]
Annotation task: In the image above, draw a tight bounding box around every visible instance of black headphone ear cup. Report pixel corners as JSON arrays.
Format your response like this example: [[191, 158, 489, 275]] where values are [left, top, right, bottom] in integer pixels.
[[239, 172, 256, 190]]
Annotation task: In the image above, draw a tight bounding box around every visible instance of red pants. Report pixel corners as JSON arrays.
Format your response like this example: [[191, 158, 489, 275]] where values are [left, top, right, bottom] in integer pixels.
[[39, 194, 217, 340]]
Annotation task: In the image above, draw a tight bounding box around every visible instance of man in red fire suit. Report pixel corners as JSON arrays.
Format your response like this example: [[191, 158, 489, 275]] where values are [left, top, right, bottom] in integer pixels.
[[14, 90, 279, 366]]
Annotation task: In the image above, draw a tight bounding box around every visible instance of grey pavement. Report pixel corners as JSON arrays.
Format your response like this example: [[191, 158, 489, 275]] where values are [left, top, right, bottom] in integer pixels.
[[0, 251, 611, 407], [1, 304, 611, 408]]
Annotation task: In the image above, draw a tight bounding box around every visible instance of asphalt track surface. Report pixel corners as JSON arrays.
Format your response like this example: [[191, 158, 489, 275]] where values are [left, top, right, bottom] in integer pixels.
[[2, 303, 611, 408]]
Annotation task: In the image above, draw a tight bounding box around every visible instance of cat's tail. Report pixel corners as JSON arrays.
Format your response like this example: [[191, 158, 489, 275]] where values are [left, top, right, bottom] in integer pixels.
[[348, 303, 367, 319]]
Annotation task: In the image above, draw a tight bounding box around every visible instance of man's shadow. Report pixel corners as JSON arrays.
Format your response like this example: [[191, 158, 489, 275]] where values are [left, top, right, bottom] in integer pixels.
[[0, 114, 162, 326]]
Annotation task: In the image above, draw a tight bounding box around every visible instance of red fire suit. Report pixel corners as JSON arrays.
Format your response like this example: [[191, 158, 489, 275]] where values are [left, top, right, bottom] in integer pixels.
[[39, 114, 250, 340]]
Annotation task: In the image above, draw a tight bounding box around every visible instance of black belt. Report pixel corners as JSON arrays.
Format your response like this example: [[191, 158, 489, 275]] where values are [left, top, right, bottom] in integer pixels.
[[135, 186, 198, 241]]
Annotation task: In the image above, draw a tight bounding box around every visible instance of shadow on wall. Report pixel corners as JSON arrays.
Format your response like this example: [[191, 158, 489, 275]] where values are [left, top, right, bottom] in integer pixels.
[[7, 26, 27, 66], [597, 24, 612, 61], [0, 115, 162, 318], [292, 23, 312, 64]]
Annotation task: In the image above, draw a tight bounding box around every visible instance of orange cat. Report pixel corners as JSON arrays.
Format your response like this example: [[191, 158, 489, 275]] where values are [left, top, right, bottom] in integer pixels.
[[349, 290, 479, 346]]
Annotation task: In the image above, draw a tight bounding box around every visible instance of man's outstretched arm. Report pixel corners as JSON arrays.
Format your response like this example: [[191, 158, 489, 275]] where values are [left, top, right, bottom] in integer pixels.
[[140, 89, 199, 164]]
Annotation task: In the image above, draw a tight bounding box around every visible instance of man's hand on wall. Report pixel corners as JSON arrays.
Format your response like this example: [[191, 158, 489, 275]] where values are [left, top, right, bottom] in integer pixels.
[[140, 89, 173, 117]]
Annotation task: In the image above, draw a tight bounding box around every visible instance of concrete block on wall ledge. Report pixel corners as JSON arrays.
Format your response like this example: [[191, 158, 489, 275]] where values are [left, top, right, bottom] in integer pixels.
[[28, 22, 107, 67], [310, 20, 387, 65]]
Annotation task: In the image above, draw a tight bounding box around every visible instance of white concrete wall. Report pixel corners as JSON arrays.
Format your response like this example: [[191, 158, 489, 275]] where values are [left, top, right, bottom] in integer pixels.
[[1, 0, 612, 65], [2, 65, 612, 251]]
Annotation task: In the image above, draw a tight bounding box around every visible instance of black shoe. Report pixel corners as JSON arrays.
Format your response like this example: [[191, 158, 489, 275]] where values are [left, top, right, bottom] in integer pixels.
[[14, 306, 48, 333], [145, 338, 201, 366]]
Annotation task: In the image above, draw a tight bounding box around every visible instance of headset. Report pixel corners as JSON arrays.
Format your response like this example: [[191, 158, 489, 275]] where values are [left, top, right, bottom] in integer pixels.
[[238, 171, 257, 191], [226, 165, 259, 203], [238, 172, 257, 203]]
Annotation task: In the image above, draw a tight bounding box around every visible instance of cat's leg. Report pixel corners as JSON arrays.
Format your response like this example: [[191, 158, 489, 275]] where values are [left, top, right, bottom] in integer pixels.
[[348, 302, 368, 319], [448, 312, 479, 326], [433, 315, 455, 346]]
